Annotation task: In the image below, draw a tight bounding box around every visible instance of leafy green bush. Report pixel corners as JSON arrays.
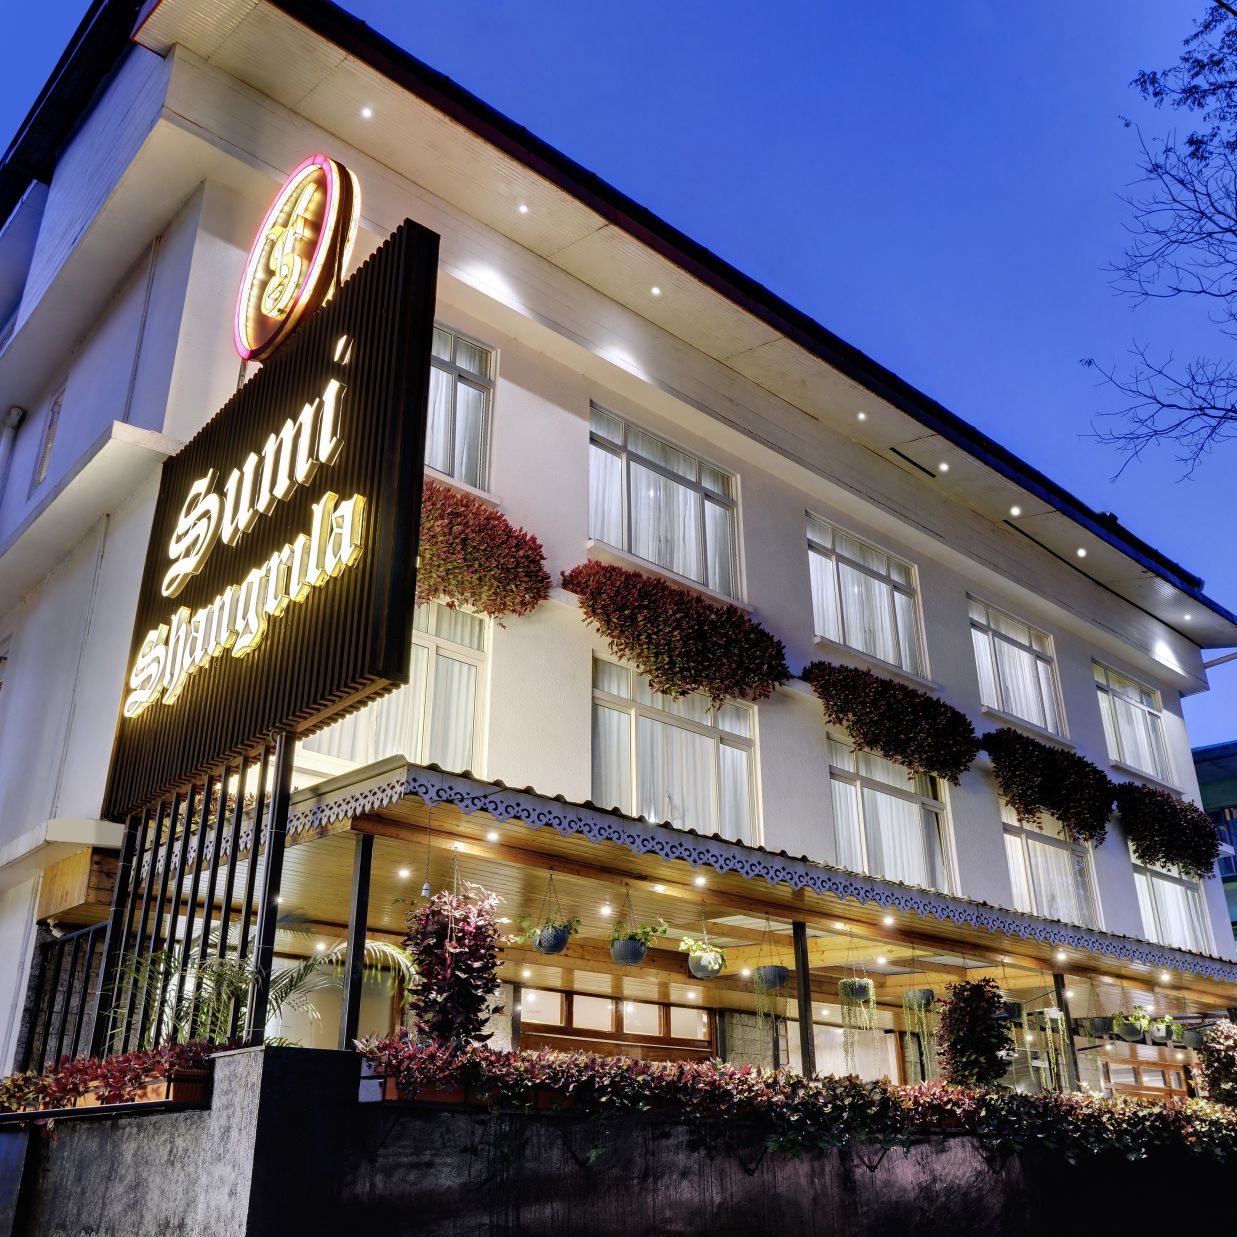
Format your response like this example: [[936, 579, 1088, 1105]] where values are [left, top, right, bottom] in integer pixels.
[[937, 977, 1015, 1088]]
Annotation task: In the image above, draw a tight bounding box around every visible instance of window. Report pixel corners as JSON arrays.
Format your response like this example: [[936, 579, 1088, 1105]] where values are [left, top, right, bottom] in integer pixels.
[[806, 515, 923, 675], [1210, 809, 1237, 880], [969, 599, 1063, 734], [427, 326, 494, 490], [828, 739, 950, 891], [591, 658, 756, 843], [30, 388, 63, 492], [1093, 663, 1171, 782], [1132, 855, 1212, 953], [589, 406, 738, 597], [1001, 803, 1097, 927], [303, 602, 485, 773]]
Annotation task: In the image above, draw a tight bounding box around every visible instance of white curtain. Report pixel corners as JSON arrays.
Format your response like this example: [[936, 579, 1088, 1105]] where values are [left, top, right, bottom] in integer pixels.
[[588, 444, 624, 547], [591, 703, 632, 814], [704, 498, 734, 596], [1113, 696, 1167, 779], [428, 654, 477, 771], [452, 380, 487, 489], [809, 550, 841, 643], [863, 787, 932, 887], [831, 779, 865, 872], [838, 564, 898, 665], [630, 462, 701, 583], [425, 366, 453, 476], [1147, 873, 1208, 951], [893, 590, 922, 675], [1026, 836, 1092, 926], [994, 638, 1047, 728], [718, 744, 752, 843], [972, 629, 1000, 710], [1004, 833, 1034, 914], [638, 714, 714, 830]]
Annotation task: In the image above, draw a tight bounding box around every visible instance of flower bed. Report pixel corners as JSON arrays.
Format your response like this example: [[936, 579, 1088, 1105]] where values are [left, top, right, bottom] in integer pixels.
[[562, 560, 789, 706], [0, 1041, 219, 1114], [357, 1039, 1237, 1162], [417, 480, 551, 620]]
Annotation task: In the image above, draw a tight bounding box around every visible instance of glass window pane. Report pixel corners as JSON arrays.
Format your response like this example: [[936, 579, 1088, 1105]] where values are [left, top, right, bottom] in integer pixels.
[[863, 787, 935, 887], [627, 427, 696, 479], [428, 654, 477, 771], [831, 778, 865, 872], [630, 462, 702, 582], [1026, 836, 1092, 927], [593, 659, 631, 698], [522, 989, 562, 1025], [994, 639, 1047, 728], [1005, 833, 1034, 914], [967, 597, 988, 623], [972, 628, 1000, 711], [453, 380, 488, 488], [838, 563, 898, 664], [670, 1006, 709, 1040], [700, 463, 733, 498], [835, 531, 886, 573], [704, 498, 735, 596], [589, 444, 625, 548], [888, 559, 911, 587], [431, 328, 452, 361], [1134, 871, 1158, 942], [809, 549, 841, 643], [1097, 691, 1121, 763], [828, 740, 855, 771], [572, 995, 615, 1031], [622, 1001, 660, 1035], [716, 702, 751, 738], [1113, 696, 1162, 778], [1036, 660, 1061, 734], [434, 606, 485, 651], [425, 366, 453, 474], [637, 715, 715, 830], [893, 589, 922, 675], [591, 704, 632, 814], [989, 610, 1031, 645], [718, 744, 752, 844], [806, 515, 832, 549], [857, 748, 914, 790], [1149, 875, 1208, 951], [590, 405, 624, 443], [454, 337, 491, 379]]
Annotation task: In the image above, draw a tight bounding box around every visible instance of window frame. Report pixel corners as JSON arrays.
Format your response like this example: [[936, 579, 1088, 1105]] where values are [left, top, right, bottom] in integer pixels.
[[1092, 661, 1173, 783], [806, 514, 926, 676], [826, 738, 954, 893], [590, 656, 759, 844], [968, 596, 1065, 736], [1000, 803, 1100, 929], [427, 324, 496, 492], [1129, 851, 1214, 954], [588, 404, 741, 598]]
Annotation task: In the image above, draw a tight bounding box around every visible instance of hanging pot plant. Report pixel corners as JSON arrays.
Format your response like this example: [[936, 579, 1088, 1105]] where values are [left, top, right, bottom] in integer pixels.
[[903, 987, 938, 1081], [938, 978, 1014, 1088], [1086, 1016, 1114, 1037], [1149, 1016, 1184, 1045], [561, 560, 790, 707], [1114, 1007, 1150, 1043], [518, 874, 580, 956], [1182, 1028, 1205, 1050], [1113, 782, 1220, 880], [801, 661, 979, 783], [417, 480, 552, 620], [904, 987, 935, 1013], [839, 977, 875, 1004], [608, 888, 666, 966], [679, 936, 727, 980], [999, 999, 1025, 1023], [981, 728, 1114, 845], [754, 964, 790, 990]]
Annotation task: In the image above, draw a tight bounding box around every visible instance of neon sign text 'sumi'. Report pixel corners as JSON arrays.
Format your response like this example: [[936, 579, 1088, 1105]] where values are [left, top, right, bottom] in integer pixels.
[[123, 334, 368, 718]]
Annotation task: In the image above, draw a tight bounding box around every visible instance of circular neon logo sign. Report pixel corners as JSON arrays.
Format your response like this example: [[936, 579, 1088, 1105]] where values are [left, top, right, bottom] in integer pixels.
[[234, 154, 360, 362]]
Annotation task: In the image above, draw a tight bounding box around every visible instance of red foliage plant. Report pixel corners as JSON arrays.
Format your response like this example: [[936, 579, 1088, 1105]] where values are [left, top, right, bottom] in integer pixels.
[[405, 883, 504, 1046], [982, 728, 1114, 845], [801, 661, 979, 784], [417, 480, 551, 620], [561, 560, 790, 708], [1114, 781, 1220, 881]]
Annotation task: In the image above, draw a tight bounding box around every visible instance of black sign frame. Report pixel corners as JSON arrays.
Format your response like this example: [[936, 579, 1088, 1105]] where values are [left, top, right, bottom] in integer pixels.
[[104, 219, 439, 819]]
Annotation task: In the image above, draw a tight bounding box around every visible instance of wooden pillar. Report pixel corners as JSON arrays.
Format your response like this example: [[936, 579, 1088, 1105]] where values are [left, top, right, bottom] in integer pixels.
[[337, 833, 375, 1050], [793, 920, 816, 1076]]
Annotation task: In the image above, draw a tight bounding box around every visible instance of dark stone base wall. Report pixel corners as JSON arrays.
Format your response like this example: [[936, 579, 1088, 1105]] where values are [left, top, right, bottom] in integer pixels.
[[0, 1049, 1223, 1236]]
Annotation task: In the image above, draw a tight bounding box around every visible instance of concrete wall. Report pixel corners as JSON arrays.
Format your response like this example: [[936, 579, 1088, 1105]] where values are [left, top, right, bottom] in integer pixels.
[[0, 1047, 1222, 1237]]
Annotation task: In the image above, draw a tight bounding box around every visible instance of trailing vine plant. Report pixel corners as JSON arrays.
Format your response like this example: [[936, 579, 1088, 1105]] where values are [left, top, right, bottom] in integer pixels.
[[1196, 1020, 1237, 1107], [417, 480, 551, 620], [562, 560, 790, 707], [1113, 781, 1220, 880], [801, 661, 979, 783], [982, 728, 1114, 845]]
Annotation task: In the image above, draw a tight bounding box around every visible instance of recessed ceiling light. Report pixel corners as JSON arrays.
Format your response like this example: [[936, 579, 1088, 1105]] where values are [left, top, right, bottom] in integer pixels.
[[521, 968, 531, 979], [397, 868, 410, 879], [686, 990, 697, 1000], [1182, 614, 1192, 622], [486, 830, 499, 842], [1009, 505, 1022, 518], [819, 1007, 829, 1016], [876, 955, 888, 965], [1065, 989, 1075, 998], [833, 922, 846, 931], [274, 896, 283, 905], [653, 883, 666, 893], [360, 106, 373, 119], [600, 903, 612, 917], [315, 942, 326, 952], [650, 286, 662, 297], [694, 875, 706, 887], [740, 967, 751, 978], [1076, 547, 1087, 559], [517, 203, 529, 214], [1056, 950, 1067, 961], [856, 411, 868, 422], [882, 914, 894, 927], [1160, 971, 1171, 982], [938, 462, 950, 473]]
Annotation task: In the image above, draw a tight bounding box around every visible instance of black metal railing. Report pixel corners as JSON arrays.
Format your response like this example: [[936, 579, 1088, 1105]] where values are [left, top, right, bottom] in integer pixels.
[[20, 922, 107, 1072]]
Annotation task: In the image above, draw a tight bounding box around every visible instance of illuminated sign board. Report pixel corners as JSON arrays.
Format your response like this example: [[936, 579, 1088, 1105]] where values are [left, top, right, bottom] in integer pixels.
[[105, 214, 439, 819], [234, 154, 360, 363]]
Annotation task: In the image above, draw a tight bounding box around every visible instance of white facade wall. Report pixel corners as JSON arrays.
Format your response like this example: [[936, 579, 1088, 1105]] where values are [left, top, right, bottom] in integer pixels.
[[0, 32, 1232, 1086]]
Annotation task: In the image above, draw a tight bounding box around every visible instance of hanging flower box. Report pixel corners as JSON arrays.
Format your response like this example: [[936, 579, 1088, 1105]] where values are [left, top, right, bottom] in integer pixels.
[[1113, 782, 1220, 880], [561, 560, 790, 706]]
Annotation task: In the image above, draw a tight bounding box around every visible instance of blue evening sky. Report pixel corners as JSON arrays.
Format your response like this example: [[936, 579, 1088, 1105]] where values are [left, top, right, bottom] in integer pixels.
[[3, 1, 1234, 743]]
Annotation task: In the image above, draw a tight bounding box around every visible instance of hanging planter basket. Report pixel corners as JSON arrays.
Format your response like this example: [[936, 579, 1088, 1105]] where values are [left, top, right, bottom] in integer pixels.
[[1182, 1029, 1205, 1050], [839, 977, 874, 1005], [1086, 1016, 1114, 1037], [1148, 1019, 1177, 1045], [532, 924, 572, 956], [754, 964, 790, 991], [688, 950, 725, 980], [903, 987, 935, 1013], [1114, 1018, 1146, 1043], [999, 999, 1024, 1023], [610, 938, 648, 966], [522, 874, 579, 957]]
